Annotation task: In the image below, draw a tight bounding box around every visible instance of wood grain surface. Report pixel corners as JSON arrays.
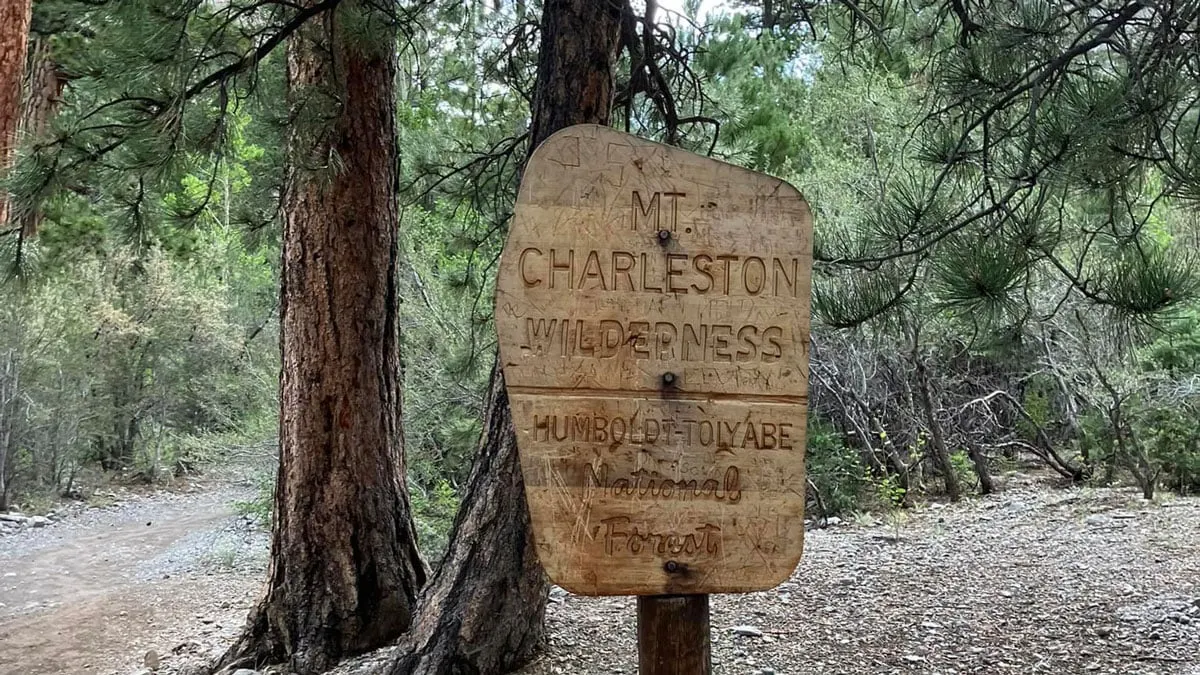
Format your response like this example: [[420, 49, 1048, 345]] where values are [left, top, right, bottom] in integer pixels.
[[496, 124, 812, 595]]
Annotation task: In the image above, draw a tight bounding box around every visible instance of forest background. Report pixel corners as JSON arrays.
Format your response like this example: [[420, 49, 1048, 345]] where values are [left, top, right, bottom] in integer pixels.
[[1, 1, 1200, 670]]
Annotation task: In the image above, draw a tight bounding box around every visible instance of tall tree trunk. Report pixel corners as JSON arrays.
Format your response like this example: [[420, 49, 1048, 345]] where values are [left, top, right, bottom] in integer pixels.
[[214, 4, 427, 674], [0, 0, 33, 231], [389, 1, 622, 672], [16, 28, 67, 237]]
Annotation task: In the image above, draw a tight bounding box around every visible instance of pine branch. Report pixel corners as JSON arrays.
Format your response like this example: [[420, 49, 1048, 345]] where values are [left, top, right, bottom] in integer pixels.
[[183, 0, 343, 100]]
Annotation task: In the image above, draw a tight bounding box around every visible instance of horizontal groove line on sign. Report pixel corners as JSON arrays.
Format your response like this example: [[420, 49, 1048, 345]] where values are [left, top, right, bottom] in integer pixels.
[[507, 385, 806, 405]]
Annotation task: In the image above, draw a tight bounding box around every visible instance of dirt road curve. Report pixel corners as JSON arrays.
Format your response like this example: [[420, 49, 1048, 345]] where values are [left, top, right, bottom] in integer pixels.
[[0, 487, 264, 675]]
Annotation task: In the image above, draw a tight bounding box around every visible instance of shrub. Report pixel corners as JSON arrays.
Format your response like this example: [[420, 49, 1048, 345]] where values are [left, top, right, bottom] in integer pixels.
[[805, 416, 867, 516]]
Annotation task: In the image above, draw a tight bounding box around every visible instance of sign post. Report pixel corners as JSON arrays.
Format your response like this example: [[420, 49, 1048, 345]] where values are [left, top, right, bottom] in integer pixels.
[[496, 124, 812, 672], [638, 594, 710, 673]]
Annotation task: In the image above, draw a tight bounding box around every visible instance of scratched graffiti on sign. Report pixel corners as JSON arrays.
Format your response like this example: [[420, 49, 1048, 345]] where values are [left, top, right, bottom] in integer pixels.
[[496, 124, 813, 596]]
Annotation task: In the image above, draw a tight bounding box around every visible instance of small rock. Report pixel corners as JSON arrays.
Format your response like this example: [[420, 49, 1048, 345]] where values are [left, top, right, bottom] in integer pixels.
[[904, 654, 926, 663], [232, 669, 259, 675], [1095, 626, 1114, 638], [824, 516, 842, 526], [30, 515, 50, 528], [731, 625, 764, 638], [920, 621, 943, 630], [1165, 612, 1192, 625], [143, 649, 160, 670], [1000, 590, 1013, 598]]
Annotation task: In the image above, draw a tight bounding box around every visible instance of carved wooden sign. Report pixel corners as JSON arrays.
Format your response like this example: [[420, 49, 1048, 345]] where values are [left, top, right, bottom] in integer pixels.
[[496, 124, 812, 596]]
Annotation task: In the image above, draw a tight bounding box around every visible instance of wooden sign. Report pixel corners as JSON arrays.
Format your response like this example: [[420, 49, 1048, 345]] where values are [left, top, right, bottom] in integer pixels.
[[496, 124, 812, 596]]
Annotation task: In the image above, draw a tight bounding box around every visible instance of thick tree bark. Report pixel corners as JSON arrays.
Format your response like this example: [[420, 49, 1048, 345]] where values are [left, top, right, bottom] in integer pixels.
[[0, 0, 33, 230], [214, 4, 427, 674], [389, 1, 622, 673], [16, 29, 67, 237]]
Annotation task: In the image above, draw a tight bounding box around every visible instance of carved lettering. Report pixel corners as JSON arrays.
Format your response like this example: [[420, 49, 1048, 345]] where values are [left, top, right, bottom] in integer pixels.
[[519, 318, 787, 362], [598, 516, 722, 556], [549, 248, 572, 289], [533, 414, 796, 451], [586, 464, 742, 503], [666, 253, 688, 293], [743, 256, 766, 295], [519, 248, 542, 287], [516, 248, 801, 298], [631, 191, 661, 231], [631, 191, 686, 232]]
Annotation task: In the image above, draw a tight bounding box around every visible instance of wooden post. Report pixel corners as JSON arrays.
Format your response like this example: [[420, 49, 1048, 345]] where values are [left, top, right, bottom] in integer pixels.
[[637, 594, 711, 674]]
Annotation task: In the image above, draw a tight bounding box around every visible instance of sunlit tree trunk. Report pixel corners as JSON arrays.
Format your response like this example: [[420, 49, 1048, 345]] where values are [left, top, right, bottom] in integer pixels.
[[214, 3, 427, 674], [0, 0, 32, 231], [16, 28, 68, 237]]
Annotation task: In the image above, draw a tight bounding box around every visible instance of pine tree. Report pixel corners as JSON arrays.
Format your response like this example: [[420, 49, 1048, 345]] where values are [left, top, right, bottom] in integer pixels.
[[790, 1, 1200, 327], [6, 3, 430, 672], [388, 2, 624, 671], [0, 0, 32, 236], [211, 2, 428, 672]]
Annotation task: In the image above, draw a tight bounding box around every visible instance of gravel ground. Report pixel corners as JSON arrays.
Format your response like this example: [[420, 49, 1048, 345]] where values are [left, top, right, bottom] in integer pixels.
[[0, 481, 267, 675], [523, 480, 1200, 675], [3, 475, 1199, 675], [330, 476, 1200, 675]]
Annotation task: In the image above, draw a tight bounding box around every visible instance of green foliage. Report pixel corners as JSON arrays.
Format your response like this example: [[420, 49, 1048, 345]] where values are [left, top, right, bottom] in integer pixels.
[[12, 0, 1200, 532], [399, 205, 495, 494], [0, 231, 277, 499], [1131, 403, 1200, 495], [410, 479, 460, 561], [805, 417, 867, 516], [1141, 311, 1200, 373], [949, 450, 976, 492], [873, 473, 907, 509], [1020, 382, 1052, 433], [236, 470, 277, 528]]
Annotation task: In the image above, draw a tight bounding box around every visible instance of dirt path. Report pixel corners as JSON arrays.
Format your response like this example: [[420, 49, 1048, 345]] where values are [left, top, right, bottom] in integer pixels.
[[0, 486, 266, 675]]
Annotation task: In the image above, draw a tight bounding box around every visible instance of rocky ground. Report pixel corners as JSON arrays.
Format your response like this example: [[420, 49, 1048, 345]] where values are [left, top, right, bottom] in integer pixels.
[[0, 481, 267, 675], [1, 474, 1198, 675]]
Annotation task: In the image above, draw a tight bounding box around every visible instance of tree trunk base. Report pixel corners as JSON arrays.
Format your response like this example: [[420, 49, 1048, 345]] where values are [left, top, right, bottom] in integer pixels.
[[202, 607, 282, 675], [388, 369, 546, 675]]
